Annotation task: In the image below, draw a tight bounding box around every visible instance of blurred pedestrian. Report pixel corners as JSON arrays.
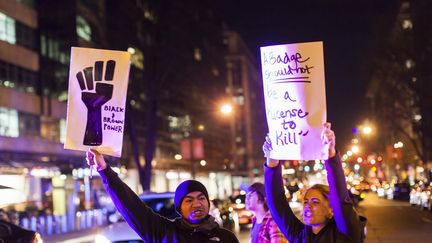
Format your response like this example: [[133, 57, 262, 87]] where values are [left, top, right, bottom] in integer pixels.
[[246, 182, 288, 243], [0, 208, 9, 222], [7, 210, 19, 225], [86, 149, 238, 243], [263, 123, 366, 243]]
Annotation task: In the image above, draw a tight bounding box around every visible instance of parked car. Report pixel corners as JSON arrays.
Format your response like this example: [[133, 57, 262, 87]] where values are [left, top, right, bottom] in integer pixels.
[[409, 184, 422, 206], [426, 187, 432, 211], [392, 183, 410, 201], [420, 184, 432, 211], [0, 219, 43, 243], [376, 182, 388, 198], [97, 192, 176, 243], [354, 181, 371, 192]]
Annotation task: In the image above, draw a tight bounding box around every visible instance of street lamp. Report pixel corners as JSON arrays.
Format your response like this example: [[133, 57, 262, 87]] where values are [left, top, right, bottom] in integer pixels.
[[362, 126, 372, 135], [219, 102, 236, 171], [220, 103, 233, 115], [180, 103, 234, 178], [353, 121, 375, 137]]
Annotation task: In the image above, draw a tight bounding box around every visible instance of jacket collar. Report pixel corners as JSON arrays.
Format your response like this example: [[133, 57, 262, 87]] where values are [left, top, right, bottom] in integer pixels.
[[175, 215, 219, 233]]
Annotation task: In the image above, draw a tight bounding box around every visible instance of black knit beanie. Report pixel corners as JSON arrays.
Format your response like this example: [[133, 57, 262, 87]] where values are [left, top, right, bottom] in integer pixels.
[[174, 180, 209, 213]]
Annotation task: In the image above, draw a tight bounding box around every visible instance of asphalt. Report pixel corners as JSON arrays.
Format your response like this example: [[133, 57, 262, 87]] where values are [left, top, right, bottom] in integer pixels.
[[42, 227, 100, 243]]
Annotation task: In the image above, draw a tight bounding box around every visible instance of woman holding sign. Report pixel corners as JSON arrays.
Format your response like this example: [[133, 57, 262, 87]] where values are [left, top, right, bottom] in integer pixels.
[[263, 123, 366, 243]]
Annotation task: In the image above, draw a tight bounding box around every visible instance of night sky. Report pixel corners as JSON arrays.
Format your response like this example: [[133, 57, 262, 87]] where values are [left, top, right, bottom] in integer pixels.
[[221, 0, 400, 148]]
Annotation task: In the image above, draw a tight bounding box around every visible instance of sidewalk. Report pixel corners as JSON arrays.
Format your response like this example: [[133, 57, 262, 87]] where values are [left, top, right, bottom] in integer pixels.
[[43, 227, 100, 243]]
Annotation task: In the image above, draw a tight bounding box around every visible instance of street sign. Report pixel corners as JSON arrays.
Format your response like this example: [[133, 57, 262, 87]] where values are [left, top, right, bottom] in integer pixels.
[[181, 138, 204, 160]]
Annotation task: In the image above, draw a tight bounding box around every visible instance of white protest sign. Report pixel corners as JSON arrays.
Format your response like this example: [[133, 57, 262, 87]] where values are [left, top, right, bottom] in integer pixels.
[[260, 41, 327, 160], [64, 47, 131, 157]]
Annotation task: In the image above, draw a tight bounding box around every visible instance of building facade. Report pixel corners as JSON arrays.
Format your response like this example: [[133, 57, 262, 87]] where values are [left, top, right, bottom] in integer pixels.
[[365, 1, 432, 182], [224, 31, 266, 181], [0, 0, 265, 216]]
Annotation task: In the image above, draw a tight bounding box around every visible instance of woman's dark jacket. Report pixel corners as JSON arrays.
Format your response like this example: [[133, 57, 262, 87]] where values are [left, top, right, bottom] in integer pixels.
[[100, 166, 238, 243], [264, 154, 366, 243]]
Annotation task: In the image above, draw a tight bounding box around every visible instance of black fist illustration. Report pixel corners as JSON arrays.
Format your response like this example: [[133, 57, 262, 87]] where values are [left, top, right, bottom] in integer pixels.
[[77, 60, 115, 145]]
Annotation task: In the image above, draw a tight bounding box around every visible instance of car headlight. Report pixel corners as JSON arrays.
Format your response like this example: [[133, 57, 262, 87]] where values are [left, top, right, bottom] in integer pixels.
[[95, 234, 111, 243]]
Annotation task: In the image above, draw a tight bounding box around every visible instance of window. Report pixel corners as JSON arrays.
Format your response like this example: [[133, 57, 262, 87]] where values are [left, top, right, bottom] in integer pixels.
[[127, 47, 144, 70], [58, 91, 68, 102], [0, 12, 35, 49], [0, 12, 16, 44], [0, 60, 38, 94], [405, 59, 415, 69], [144, 10, 155, 22], [40, 116, 64, 141], [60, 119, 66, 144], [402, 19, 413, 30], [168, 115, 191, 131], [16, 0, 35, 8], [194, 48, 202, 61], [0, 107, 19, 137], [40, 35, 69, 64], [41, 35, 46, 55], [76, 15, 92, 41], [168, 115, 191, 140], [19, 112, 40, 137], [212, 67, 220, 77], [16, 21, 36, 49]]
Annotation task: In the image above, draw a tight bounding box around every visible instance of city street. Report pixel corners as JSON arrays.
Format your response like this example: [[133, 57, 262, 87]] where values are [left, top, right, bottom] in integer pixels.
[[42, 192, 432, 243], [358, 193, 432, 243]]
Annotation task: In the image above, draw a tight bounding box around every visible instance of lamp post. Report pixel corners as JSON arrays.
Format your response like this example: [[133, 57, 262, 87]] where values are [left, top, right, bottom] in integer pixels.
[[220, 103, 236, 172], [220, 104, 233, 115], [180, 103, 234, 179], [362, 126, 372, 135]]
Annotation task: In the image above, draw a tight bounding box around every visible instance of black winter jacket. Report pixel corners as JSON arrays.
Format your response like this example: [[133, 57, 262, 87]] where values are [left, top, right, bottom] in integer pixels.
[[100, 166, 239, 243]]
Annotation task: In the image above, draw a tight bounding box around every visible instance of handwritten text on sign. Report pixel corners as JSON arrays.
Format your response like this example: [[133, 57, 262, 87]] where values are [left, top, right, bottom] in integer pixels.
[[260, 42, 327, 160], [103, 105, 125, 133]]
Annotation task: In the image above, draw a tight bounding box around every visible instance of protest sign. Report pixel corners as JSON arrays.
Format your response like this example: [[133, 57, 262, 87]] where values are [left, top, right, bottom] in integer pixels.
[[260, 41, 327, 160], [64, 47, 131, 157]]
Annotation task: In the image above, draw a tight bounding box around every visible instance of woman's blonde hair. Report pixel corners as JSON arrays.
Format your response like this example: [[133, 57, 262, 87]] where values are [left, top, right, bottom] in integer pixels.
[[306, 184, 330, 201]]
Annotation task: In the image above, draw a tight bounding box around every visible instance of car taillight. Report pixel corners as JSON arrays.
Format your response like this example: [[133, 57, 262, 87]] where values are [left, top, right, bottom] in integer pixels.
[[33, 232, 43, 243]]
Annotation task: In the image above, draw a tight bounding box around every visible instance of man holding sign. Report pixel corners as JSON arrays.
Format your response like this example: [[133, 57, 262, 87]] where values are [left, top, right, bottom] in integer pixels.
[[260, 42, 366, 242], [86, 149, 239, 243], [67, 47, 238, 242]]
